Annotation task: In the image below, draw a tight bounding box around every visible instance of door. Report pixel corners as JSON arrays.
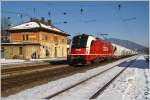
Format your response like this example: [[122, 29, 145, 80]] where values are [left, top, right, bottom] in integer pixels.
[[1, 47, 4, 58], [55, 47, 57, 57]]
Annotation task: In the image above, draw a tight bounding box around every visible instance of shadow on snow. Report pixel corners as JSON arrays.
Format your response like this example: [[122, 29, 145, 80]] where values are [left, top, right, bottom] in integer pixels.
[[119, 59, 149, 69], [47, 60, 68, 65]]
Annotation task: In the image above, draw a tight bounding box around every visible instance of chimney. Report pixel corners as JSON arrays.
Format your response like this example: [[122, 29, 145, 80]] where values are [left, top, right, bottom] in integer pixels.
[[41, 17, 45, 23], [47, 20, 52, 26], [30, 18, 33, 21]]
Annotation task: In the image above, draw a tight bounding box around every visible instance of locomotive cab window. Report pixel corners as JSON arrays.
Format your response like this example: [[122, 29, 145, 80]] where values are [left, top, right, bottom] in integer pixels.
[[90, 40, 95, 47], [71, 34, 88, 48]]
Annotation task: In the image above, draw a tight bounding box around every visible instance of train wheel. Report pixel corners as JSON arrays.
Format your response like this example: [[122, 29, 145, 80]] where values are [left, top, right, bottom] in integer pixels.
[[107, 57, 112, 62], [90, 60, 94, 64], [91, 58, 99, 64], [69, 63, 74, 66]]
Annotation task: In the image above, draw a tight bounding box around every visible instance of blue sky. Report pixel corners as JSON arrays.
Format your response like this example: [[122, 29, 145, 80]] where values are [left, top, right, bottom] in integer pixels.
[[1, 1, 149, 47]]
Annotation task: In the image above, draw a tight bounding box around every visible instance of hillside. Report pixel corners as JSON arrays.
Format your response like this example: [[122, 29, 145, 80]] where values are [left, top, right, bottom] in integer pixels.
[[107, 38, 146, 51]]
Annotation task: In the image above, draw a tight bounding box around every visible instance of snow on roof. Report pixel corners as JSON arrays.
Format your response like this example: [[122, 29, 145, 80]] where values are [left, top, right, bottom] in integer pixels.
[[40, 23, 64, 33], [9, 21, 66, 34], [9, 22, 40, 30]]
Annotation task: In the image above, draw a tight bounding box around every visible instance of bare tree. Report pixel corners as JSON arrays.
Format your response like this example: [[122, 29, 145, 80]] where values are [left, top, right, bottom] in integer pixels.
[[1, 16, 11, 43]]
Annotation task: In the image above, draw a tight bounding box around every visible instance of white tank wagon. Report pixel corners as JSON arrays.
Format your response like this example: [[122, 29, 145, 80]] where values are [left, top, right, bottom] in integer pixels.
[[111, 43, 137, 58], [131, 50, 138, 55], [125, 48, 138, 55]]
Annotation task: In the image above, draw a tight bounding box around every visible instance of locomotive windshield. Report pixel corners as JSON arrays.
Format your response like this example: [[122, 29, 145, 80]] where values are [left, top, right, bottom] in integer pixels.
[[72, 34, 88, 48]]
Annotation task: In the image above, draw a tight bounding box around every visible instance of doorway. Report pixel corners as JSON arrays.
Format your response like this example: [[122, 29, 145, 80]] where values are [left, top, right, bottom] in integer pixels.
[[55, 47, 57, 57]]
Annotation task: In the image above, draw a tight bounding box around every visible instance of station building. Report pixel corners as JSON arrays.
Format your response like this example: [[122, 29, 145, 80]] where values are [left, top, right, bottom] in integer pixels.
[[1, 18, 70, 59]]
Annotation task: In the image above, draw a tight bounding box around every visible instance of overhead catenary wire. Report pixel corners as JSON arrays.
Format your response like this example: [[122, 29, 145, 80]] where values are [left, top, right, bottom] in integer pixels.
[[114, 4, 137, 34], [2, 10, 32, 18], [44, 3, 98, 25], [2, 3, 137, 29], [114, 4, 131, 34], [2, 10, 33, 24]]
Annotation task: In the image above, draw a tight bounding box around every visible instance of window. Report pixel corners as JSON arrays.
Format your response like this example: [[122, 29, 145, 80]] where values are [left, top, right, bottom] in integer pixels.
[[54, 36, 58, 43], [62, 39, 65, 43], [90, 40, 95, 47], [45, 35, 48, 41], [23, 34, 25, 40], [23, 34, 29, 40], [1, 47, 4, 52], [26, 34, 29, 40], [19, 47, 23, 55]]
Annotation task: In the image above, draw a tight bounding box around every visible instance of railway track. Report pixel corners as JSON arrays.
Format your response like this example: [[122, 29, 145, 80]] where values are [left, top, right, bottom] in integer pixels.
[[2, 64, 68, 79], [2, 56, 136, 97], [2, 64, 70, 96], [44, 57, 137, 99], [89, 58, 136, 99], [2, 58, 119, 96], [1, 60, 67, 76]]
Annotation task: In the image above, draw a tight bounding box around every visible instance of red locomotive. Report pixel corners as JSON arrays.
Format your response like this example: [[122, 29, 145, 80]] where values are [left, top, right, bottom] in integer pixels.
[[67, 34, 114, 66]]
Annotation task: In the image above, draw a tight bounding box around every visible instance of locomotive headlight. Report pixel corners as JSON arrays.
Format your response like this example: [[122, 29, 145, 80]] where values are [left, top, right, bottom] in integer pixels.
[[86, 49, 89, 54], [86, 50, 88, 54]]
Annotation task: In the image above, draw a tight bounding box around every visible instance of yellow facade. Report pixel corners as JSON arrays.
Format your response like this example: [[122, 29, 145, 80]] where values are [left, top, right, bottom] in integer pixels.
[[2, 22, 68, 59]]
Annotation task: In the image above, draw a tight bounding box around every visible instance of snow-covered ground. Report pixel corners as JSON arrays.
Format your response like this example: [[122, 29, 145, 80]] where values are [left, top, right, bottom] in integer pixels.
[[98, 55, 150, 100], [1, 58, 66, 65], [1, 55, 136, 100], [1, 59, 26, 65], [51, 60, 131, 100], [2, 55, 149, 100]]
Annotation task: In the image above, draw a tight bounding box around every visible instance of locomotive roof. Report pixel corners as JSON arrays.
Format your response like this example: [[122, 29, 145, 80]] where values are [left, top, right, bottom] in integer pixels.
[[74, 34, 95, 38]]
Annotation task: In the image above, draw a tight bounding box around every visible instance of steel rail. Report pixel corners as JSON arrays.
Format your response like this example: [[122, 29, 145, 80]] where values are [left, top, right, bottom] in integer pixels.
[[44, 58, 134, 99], [2, 56, 136, 97], [2, 65, 68, 79], [89, 58, 137, 99]]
